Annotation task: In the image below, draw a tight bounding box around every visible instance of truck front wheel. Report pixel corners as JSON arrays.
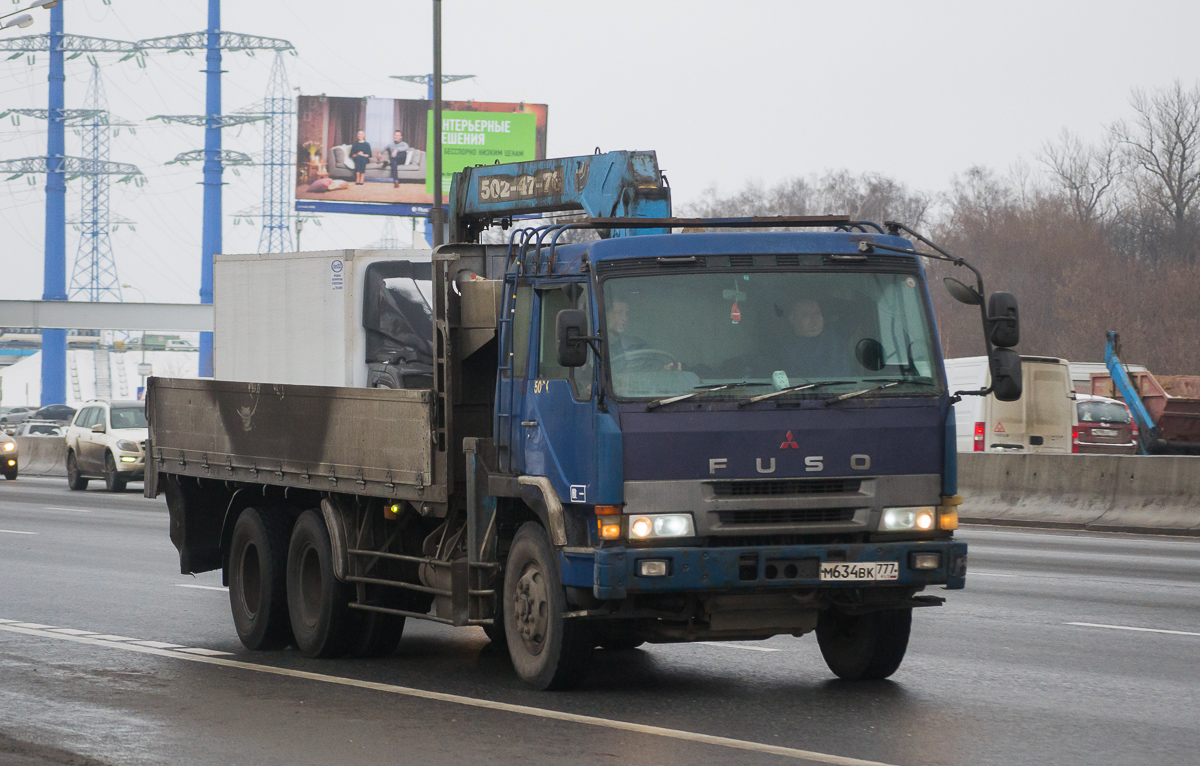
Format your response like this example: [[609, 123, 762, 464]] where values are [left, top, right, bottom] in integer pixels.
[[228, 508, 292, 650], [816, 607, 912, 680], [503, 523, 593, 690], [287, 510, 353, 658]]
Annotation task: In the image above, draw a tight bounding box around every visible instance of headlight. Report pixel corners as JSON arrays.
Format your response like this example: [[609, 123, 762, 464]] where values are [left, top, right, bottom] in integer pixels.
[[881, 507, 936, 532], [116, 439, 140, 452], [2, 442, 13, 452], [628, 513, 695, 540]]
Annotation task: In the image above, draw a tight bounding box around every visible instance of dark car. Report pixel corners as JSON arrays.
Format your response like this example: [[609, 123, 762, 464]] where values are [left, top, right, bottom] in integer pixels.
[[32, 404, 77, 426], [1075, 394, 1137, 455]]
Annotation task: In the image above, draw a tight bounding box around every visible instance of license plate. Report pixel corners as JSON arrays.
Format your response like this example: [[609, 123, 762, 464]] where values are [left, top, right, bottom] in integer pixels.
[[1092, 429, 1118, 437], [819, 561, 899, 582]]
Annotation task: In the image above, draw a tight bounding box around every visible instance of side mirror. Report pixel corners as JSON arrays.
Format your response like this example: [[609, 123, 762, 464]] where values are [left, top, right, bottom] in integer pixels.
[[91, 423, 106, 434], [854, 338, 886, 371], [556, 308, 589, 368], [987, 291, 1020, 348], [989, 348, 1023, 402], [944, 277, 983, 306]]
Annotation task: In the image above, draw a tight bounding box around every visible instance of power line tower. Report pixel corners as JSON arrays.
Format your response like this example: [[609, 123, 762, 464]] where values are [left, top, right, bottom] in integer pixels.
[[69, 64, 139, 302], [365, 218, 402, 249], [136, 0, 294, 376], [231, 52, 299, 252], [0, 6, 142, 405]]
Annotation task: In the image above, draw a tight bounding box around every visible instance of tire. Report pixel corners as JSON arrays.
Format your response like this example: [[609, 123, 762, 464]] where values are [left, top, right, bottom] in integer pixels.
[[348, 586, 406, 658], [3, 468, 16, 481], [103, 452, 127, 493], [503, 522, 593, 690], [287, 509, 354, 658], [228, 508, 293, 651], [816, 607, 912, 681], [66, 451, 88, 491]]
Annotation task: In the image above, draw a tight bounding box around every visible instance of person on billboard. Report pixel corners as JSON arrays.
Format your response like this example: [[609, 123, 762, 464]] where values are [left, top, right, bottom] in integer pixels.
[[350, 130, 371, 185], [384, 130, 410, 188]]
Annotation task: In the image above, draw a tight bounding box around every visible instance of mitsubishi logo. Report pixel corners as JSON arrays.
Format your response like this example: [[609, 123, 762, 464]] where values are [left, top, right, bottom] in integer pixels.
[[780, 431, 799, 449]]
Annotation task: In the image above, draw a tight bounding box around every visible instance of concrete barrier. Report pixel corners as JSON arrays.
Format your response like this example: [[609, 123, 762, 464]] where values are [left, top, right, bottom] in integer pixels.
[[15, 436, 67, 477], [958, 453, 1200, 534]]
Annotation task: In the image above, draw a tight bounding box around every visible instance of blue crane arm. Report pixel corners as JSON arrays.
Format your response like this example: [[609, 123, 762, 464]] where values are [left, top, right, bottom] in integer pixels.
[[1105, 331, 1157, 451], [449, 150, 671, 243]]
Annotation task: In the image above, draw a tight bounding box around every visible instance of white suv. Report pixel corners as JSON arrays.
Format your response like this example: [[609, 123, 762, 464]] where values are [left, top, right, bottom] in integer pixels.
[[65, 400, 148, 492]]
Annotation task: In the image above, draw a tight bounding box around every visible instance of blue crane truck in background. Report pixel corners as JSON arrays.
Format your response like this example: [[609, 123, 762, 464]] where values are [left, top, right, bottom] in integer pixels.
[[146, 150, 1022, 689]]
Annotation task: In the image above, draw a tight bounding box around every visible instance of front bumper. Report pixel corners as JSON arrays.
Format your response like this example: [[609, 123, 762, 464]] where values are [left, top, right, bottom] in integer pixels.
[[562, 540, 967, 600], [115, 455, 145, 479]]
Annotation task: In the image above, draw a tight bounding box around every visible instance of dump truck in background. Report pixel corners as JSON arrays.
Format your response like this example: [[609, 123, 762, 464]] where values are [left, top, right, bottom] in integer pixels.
[[1092, 331, 1200, 455], [146, 150, 1024, 690]]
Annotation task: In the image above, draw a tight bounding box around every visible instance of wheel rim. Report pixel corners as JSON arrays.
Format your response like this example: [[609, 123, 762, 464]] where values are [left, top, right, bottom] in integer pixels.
[[67, 453, 77, 479], [514, 562, 549, 655], [298, 543, 323, 628], [238, 542, 262, 617], [106, 455, 115, 478]]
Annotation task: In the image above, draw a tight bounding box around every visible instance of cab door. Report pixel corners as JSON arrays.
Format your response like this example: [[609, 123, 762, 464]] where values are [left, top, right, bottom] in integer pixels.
[[520, 283, 599, 504]]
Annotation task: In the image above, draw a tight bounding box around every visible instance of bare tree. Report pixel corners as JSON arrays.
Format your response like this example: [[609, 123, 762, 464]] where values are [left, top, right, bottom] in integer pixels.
[[1039, 129, 1120, 223], [1113, 80, 1200, 262]]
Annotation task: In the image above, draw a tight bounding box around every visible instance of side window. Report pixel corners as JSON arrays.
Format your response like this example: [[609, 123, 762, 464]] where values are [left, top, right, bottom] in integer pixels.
[[538, 283, 593, 400], [509, 285, 533, 379], [76, 408, 96, 428]]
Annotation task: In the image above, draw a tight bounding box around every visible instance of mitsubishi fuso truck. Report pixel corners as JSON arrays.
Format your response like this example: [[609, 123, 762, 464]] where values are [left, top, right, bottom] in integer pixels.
[[146, 150, 1022, 689]]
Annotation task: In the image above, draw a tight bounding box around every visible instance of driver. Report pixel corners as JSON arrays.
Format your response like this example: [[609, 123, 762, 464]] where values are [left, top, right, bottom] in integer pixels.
[[781, 298, 849, 376], [607, 298, 680, 371]]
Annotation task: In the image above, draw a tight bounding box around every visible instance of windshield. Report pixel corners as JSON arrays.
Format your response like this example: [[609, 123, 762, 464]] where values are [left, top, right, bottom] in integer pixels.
[[1078, 401, 1130, 424], [602, 270, 941, 400], [111, 406, 148, 429]]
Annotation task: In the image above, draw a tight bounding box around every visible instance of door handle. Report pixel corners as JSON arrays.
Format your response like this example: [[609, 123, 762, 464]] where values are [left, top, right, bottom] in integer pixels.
[[521, 421, 538, 427]]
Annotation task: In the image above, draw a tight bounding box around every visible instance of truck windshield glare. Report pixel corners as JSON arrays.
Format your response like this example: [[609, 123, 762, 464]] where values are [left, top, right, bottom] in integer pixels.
[[602, 270, 941, 400]]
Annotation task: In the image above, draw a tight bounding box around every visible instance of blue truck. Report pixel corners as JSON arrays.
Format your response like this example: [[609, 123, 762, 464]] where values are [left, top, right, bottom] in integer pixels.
[[146, 150, 1022, 689]]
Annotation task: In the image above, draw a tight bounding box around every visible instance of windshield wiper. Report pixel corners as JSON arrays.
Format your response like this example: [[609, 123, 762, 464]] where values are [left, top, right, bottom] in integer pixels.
[[737, 380, 855, 407], [646, 381, 764, 410], [823, 378, 935, 406]]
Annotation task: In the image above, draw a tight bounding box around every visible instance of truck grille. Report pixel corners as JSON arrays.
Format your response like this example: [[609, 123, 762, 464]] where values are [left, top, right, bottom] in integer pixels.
[[716, 508, 857, 525], [709, 478, 861, 497]]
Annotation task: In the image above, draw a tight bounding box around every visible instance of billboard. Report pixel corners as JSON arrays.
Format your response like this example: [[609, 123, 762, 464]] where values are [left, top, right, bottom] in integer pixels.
[[295, 96, 548, 217]]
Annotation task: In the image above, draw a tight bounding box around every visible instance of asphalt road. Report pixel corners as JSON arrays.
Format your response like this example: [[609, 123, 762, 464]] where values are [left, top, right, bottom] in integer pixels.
[[1, 476, 1198, 766]]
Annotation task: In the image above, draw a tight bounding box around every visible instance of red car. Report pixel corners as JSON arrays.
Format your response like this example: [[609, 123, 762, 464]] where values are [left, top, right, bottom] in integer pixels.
[[1074, 394, 1138, 455]]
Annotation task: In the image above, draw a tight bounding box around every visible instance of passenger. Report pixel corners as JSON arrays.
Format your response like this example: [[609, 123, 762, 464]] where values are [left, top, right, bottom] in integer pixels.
[[782, 298, 849, 377]]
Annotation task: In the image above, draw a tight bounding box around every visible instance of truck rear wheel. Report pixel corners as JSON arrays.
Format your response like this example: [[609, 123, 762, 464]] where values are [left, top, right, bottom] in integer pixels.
[[816, 607, 912, 680], [287, 510, 353, 658], [348, 586, 406, 658], [228, 508, 293, 650], [502, 522, 593, 690]]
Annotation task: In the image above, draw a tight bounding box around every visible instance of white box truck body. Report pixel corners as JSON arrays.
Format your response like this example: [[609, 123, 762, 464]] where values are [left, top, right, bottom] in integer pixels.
[[213, 249, 432, 387], [945, 355, 1075, 453]]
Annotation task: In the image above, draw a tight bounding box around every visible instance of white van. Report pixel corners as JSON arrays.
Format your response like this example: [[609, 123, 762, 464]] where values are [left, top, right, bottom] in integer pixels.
[[945, 356, 1076, 453]]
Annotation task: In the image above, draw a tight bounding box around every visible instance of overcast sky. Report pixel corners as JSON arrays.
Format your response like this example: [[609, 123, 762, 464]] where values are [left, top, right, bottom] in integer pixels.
[[1, 0, 1198, 305]]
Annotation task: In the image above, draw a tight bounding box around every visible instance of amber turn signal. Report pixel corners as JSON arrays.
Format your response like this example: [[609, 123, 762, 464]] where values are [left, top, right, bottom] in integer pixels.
[[598, 519, 622, 540]]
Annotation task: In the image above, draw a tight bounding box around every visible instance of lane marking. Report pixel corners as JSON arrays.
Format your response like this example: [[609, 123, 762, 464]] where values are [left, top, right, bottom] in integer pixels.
[[695, 641, 781, 653], [88, 634, 137, 642], [42, 506, 92, 513], [0, 622, 897, 766], [1066, 622, 1200, 638], [130, 640, 185, 649], [175, 584, 227, 592], [48, 629, 98, 636], [177, 647, 234, 657], [967, 571, 1017, 578], [0, 529, 37, 535], [12, 623, 54, 629]]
